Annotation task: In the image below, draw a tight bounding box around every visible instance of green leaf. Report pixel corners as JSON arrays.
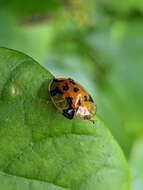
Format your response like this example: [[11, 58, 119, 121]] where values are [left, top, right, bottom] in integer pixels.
[[0, 47, 130, 190], [0, 172, 66, 190]]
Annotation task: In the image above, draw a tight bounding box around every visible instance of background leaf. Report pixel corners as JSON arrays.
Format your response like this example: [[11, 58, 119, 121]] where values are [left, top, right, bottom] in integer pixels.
[[0, 48, 130, 190], [130, 137, 143, 190]]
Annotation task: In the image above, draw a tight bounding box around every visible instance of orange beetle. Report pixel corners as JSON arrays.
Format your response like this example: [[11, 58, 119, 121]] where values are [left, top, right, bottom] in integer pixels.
[[49, 77, 97, 121]]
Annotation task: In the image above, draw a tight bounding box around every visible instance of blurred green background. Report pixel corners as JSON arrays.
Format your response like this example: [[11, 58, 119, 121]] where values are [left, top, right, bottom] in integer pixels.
[[0, 0, 143, 189]]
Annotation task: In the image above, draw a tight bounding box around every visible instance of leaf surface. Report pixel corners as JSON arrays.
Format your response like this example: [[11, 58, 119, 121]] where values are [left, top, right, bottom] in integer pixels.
[[0, 48, 130, 190]]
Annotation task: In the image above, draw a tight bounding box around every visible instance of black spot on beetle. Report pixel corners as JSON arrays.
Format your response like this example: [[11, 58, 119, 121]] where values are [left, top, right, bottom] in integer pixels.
[[63, 108, 75, 119], [84, 96, 88, 101], [89, 95, 94, 102], [50, 87, 63, 96], [62, 84, 69, 91], [66, 97, 73, 107], [50, 89, 57, 96], [73, 87, 79, 92], [57, 87, 63, 95]]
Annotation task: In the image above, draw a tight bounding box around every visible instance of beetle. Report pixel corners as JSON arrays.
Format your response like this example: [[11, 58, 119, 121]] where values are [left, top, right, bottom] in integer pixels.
[[49, 77, 97, 122]]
